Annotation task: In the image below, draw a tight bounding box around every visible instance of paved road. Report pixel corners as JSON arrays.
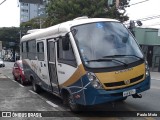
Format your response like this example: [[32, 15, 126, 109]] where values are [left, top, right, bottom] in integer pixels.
[[0, 62, 80, 120], [0, 62, 160, 120]]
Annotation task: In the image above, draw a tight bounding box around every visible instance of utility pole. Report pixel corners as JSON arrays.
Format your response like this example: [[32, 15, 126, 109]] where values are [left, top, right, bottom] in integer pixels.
[[116, 0, 119, 8], [108, 0, 119, 8]]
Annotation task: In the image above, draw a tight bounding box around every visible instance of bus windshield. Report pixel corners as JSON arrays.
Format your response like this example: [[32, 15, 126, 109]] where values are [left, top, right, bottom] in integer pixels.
[[72, 21, 144, 68]]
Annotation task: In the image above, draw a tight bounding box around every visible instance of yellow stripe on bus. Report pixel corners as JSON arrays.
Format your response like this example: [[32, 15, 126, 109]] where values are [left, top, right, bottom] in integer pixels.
[[60, 64, 86, 87]]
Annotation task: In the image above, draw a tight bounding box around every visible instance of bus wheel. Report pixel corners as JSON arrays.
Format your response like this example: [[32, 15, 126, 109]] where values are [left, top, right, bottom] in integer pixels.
[[32, 80, 41, 93], [67, 93, 81, 113]]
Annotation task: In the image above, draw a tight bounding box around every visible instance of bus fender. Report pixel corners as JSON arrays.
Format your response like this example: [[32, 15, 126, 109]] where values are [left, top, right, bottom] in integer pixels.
[[60, 87, 72, 103]]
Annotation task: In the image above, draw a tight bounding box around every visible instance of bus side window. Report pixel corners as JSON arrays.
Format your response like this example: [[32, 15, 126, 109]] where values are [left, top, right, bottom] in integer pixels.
[[21, 42, 27, 59], [28, 40, 36, 60], [37, 42, 44, 61], [57, 38, 77, 67]]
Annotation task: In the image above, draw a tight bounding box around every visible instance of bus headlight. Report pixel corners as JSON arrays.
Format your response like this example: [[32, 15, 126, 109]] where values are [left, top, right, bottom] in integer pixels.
[[145, 61, 149, 76], [87, 72, 103, 89]]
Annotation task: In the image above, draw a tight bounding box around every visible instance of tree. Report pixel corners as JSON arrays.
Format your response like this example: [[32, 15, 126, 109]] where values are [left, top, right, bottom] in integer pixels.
[[0, 27, 20, 60], [44, 0, 130, 27], [20, 17, 42, 29], [0, 27, 20, 49]]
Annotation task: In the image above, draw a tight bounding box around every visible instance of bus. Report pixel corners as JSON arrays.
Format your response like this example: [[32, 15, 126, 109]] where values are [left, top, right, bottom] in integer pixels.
[[21, 17, 150, 112]]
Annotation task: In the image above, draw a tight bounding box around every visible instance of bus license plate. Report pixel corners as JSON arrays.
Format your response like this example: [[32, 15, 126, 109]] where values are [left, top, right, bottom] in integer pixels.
[[123, 89, 136, 97]]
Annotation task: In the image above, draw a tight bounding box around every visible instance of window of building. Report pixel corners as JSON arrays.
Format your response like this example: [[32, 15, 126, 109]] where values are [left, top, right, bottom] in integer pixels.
[[21, 15, 28, 18], [21, 9, 28, 13], [22, 3, 28, 6]]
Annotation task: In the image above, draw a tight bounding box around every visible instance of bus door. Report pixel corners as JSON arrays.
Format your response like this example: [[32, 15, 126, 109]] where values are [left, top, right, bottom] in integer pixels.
[[47, 39, 60, 94], [37, 40, 50, 90]]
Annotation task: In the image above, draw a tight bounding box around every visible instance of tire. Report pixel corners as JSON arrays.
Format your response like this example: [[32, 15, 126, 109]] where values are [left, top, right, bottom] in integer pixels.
[[20, 76, 24, 85], [32, 79, 41, 93], [66, 93, 81, 113], [13, 74, 17, 81]]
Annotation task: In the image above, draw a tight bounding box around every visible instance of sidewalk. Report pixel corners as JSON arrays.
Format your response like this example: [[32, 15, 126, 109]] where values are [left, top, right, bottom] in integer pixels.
[[150, 72, 160, 80]]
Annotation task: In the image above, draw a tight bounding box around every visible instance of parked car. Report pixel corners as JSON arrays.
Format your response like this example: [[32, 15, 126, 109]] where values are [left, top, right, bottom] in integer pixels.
[[0, 58, 5, 67], [12, 60, 28, 85]]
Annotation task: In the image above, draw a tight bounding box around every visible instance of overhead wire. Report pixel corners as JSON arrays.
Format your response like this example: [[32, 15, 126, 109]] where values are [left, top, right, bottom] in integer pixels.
[[0, 0, 7, 5], [129, 0, 150, 6], [126, 0, 160, 26], [137, 15, 160, 21]]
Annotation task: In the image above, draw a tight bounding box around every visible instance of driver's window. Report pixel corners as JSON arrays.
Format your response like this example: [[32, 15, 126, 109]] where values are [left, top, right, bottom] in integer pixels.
[[57, 37, 77, 67]]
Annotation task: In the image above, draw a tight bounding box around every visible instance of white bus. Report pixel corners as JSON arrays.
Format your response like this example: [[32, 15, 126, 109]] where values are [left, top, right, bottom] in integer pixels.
[[21, 17, 150, 112]]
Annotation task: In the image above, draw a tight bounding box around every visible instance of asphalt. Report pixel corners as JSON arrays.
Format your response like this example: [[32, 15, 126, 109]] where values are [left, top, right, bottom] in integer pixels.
[[150, 72, 160, 80]]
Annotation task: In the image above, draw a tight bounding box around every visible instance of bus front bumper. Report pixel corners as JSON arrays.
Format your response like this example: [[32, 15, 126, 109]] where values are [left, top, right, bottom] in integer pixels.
[[83, 76, 150, 106]]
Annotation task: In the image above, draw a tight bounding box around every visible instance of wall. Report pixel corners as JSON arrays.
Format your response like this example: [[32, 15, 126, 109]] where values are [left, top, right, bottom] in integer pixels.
[[134, 27, 160, 71]]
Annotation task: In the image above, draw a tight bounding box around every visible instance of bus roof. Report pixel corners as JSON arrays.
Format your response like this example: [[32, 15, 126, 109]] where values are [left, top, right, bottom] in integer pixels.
[[21, 17, 119, 42]]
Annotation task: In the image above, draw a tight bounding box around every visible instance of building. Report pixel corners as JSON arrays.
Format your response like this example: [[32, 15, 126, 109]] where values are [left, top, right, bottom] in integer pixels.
[[134, 27, 160, 71], [19, 0, 46, 23]]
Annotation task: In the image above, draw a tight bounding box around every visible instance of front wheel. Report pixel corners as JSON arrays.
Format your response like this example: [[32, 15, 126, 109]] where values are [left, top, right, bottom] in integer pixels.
[[32, 80, 41, 93], [67, 93, 81, 113]]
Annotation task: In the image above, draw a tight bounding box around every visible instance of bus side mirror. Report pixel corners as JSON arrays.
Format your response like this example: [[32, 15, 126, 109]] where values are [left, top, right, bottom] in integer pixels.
[[62, 35, 69, 51]]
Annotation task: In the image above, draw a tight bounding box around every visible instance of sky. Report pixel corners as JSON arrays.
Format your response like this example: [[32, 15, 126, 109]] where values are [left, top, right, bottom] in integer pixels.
[[126, 0, 160, 28], [0, 0, 20, 27], [0, 0, 160, 28]]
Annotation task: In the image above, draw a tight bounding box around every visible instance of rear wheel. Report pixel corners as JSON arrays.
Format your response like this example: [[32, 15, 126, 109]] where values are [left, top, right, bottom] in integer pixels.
[[32, 79, 41, 93], [20, 76, 24, 85]]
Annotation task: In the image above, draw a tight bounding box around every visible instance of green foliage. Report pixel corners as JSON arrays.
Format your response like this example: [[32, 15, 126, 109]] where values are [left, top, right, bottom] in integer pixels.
[[20, 0, 130, 28], [0, 27, 20, 49], [20, 17, 42, 29], [44, 0, 129, 27]]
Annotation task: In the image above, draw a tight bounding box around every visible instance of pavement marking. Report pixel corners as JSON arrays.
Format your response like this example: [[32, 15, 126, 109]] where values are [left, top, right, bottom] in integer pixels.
[[46, 100, 58, 108], [7, 76, 11, 79], [29, 88, 59, 109], [151, 86, 160, 90], [18, 83, 24, 87], [11, 79, 16, 82], [0, 75, 7, 78], [151, 78, 160, 81], [29, 90, 37, 95]]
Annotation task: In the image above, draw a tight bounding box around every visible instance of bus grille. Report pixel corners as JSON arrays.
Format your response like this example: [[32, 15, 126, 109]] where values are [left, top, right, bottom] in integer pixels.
[[104, 74, 144, 87]]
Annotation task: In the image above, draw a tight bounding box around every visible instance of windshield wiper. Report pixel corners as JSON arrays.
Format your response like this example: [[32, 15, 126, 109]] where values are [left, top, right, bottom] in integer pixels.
[[86, 58, 128, 67], [103, 55, 144, 60]]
